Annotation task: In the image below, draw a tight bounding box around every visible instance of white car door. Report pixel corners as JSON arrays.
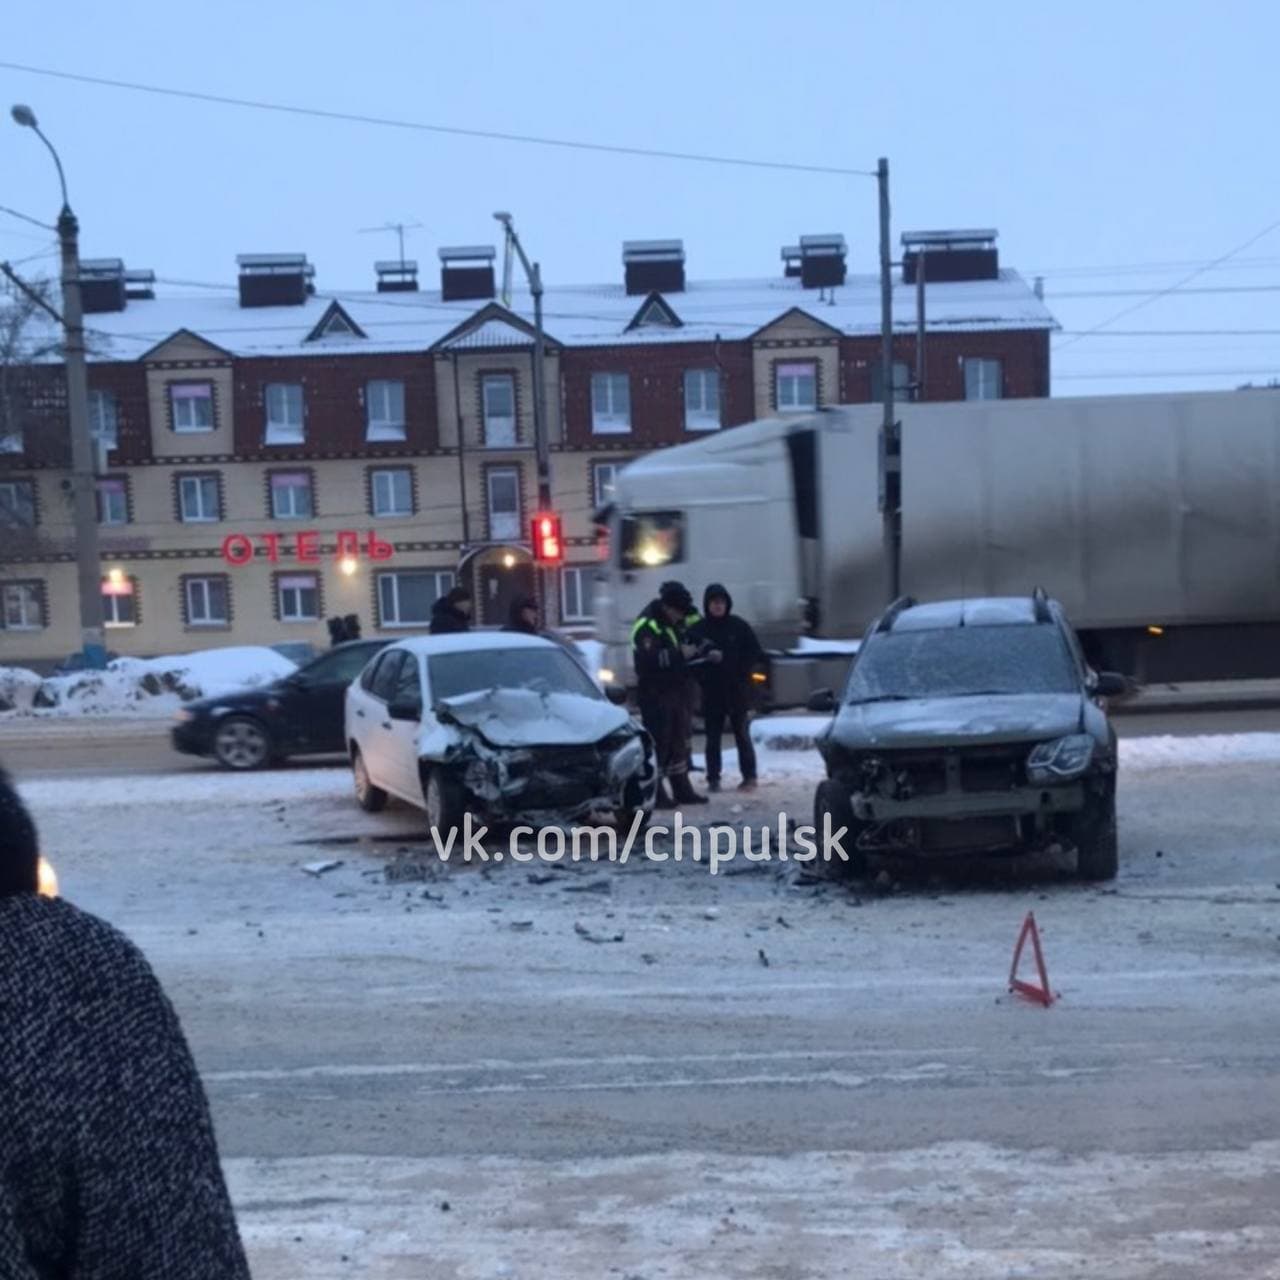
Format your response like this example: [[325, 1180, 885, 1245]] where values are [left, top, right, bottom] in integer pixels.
[[352, 649, 405, 791], [383, 652, 426, 804]]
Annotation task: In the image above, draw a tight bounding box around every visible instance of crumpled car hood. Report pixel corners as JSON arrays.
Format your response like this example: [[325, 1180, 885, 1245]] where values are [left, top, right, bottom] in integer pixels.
[[431, 687, 632, 748], [831, 694, 1084, 749]]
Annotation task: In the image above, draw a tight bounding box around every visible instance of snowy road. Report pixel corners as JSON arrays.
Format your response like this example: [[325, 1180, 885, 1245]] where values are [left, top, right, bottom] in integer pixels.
[[16, 734, 1280, 1279]]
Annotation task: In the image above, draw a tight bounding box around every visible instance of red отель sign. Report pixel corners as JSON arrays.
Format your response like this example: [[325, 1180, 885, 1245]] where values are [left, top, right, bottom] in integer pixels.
[[220, 530, 394, 566]]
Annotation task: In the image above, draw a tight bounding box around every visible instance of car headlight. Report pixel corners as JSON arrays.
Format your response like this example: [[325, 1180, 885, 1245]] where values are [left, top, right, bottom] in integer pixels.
[[173, 708, 195, 723], [1027, 734, 1095, 783], [608, 736, 645, 779]]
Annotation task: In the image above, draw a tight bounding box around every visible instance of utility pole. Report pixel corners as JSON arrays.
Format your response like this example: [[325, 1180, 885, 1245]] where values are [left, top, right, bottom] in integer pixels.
[[12, 104, 106, 668], [877, 156, 901, 603], [914, 252, 926, 401]]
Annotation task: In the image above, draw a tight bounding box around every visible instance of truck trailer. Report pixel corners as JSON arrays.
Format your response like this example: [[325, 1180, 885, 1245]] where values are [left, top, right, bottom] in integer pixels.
[[593, 389, 1280, 705]]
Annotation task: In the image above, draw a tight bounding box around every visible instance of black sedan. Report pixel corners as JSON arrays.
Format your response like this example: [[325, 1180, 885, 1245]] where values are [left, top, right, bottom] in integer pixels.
[[171, 639, 391, 770]]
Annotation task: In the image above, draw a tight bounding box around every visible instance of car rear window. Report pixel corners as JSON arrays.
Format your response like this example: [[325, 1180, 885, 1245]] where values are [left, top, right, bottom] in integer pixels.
[[429, 648, 600, 701], [846, 625, 1080, 701]]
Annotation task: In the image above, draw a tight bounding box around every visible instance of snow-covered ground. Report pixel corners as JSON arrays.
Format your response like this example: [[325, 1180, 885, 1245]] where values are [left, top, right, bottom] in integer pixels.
[[0, 645, 295, 717], [13, 725, 1280, 1278]]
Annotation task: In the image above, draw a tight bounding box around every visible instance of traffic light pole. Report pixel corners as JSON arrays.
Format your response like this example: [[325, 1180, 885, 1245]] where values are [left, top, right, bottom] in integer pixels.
[[877, 156, 902, 605]]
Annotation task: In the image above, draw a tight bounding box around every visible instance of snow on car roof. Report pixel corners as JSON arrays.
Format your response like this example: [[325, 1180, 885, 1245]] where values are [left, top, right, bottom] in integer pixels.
[[387, 632, 558, 657], [892, 598, 1040, 630]]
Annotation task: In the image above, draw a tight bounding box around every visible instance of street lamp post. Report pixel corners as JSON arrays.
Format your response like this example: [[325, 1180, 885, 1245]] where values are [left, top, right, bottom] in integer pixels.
[[12, 104, 106, 668]]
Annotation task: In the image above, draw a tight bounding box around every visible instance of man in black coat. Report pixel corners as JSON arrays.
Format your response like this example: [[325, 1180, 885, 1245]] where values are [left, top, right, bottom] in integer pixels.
[[691, 582, 764, 791], [0, 768, 251, 1278], [430, 584, 474, 634]]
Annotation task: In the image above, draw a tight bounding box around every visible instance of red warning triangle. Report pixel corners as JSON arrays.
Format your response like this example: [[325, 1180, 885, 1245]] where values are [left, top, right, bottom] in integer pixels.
[[1009, 912, 1055, 1006]]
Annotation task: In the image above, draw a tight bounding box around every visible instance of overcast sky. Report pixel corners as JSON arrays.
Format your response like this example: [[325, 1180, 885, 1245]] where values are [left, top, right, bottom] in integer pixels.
[[3, 0, 1277, 396]]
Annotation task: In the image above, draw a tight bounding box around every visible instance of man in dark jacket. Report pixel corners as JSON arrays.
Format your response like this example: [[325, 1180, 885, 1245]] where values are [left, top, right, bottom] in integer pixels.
[[691, 582, 764, 791], [632, 580, 708, 806], [430, 584, 473, 634], [503, 594, 540, 635], [0, 769, 251, 1279]]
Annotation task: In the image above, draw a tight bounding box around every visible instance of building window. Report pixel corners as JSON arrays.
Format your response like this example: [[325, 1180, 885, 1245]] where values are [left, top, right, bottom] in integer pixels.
[[481, 373, 517, 447], [102, 575, 136, 628], [869, 360, 913, 402], [264, 382, 305, 445], [370, 467, 414, 518], [89, 389, 119, 447], [270, 471, 313, 519], [964, 357, 1003, 401], [1, 581, 44, 630], [0, 479, 36, 528], [170, 382, 214, 433], [184, 575, 229, 627], [178, 474, 221, 523], [592, 461, 619, 510], [486, 466, 520, 540], [561, 566, 594, 622], [96, 478, 128, 526], [776, 361, 817, 412], [376, 569, 455, 628], [683, 369, 721, 431], [366, 379, 406, 442], [591, 372, 631, 434], [277, 573, 319, 622]]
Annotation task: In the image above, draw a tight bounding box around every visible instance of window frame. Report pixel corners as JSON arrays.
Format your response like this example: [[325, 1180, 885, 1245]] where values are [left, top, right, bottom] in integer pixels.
[[365, 379, 407, 442], [96, 476, 129, 526], [0, 478, 37, 528], [682, 368, 721, 431], [591, 460, 619, 511], [264, 381, 306, 445], [89, 388, 119, 447], [101, 575, 137, 628], [269, 470, 314, 520], [277, 572, 320, 623], [1, 580, 44, 631], [169, 381, 215, 434], [369, 466, 414, 518], [183, 574, 230, 629], [964, 357, 1004, 401], [376, 569, 455, 629], [869, 359, 913, 403], [776, 360, 818, 413], [590, 372, 632, 435], [485, 464, 521, 541], [177, 473, 221, 524], [481, 372, 518, 448], [560, 565, 594, 622]]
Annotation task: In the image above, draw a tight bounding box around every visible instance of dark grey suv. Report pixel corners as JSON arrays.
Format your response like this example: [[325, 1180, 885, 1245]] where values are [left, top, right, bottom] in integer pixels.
[[808, 592, 1127, 880]]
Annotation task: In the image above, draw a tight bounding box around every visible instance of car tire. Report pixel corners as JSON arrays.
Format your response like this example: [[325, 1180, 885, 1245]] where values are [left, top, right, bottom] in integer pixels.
[[213, 715, 274, 771], [423, 766, 465, 838], [1070, 783, 1119, 881], [352, 747, 387, 813], [813, 778, 866, 879]]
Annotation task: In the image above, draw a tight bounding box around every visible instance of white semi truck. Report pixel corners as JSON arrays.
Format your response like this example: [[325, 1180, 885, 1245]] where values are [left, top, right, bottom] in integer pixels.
[[592, 389, 1280, 705]]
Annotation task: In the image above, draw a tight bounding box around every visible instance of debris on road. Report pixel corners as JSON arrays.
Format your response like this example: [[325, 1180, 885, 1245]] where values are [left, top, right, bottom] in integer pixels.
[[385, 854, 440, 884], [301, 860, 343, 877], [562, 878, 611, 895], [640, 953, 658, 965], [704, 907, 721, 921], [758, 948, 770, 967], [574, 920, 625, 944], [509, 920, 534, 932], [776, 915, 792, 929]]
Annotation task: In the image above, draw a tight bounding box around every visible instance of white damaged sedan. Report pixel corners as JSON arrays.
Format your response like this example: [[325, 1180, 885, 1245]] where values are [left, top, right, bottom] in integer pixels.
[[344, 633, 657, 831]]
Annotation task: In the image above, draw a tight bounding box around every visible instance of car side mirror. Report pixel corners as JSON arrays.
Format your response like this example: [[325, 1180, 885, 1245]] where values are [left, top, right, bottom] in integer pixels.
[[807, 688, 837, 713], [387, 698, 422, 722], [1093, 671, 1129, 699], [603, 684, 628, 706]]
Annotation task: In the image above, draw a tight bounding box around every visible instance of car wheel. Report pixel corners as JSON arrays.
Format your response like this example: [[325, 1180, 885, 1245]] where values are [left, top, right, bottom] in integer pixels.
[[813, 778, 866, 879], [352, 748, 387, 813], [423, 767, 465, 837], [1070, 783, 1118, 881], [213, 716, 273, 771]]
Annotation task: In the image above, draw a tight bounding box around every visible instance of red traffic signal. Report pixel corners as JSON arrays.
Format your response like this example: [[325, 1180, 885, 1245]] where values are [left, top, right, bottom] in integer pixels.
[[532, 511, 563, 564]]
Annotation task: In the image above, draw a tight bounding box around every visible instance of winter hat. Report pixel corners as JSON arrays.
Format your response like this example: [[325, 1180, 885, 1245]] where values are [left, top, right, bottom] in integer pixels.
[[445, 586, 472, 606], [659, 580, 694, 613], [0, 767, 39, 898], [703, 582, 733, 614]]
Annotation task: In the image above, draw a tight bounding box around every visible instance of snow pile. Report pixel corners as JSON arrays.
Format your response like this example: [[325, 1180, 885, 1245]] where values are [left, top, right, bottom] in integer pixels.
[[0, 667, 42, 714], [788, 636, 861, 655], [3, 646, 297, 718], [1121, 733, 1280, 771], [752, 715, 830, 752]]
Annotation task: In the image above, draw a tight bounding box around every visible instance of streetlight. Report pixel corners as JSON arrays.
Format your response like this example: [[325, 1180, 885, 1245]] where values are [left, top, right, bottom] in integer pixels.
[[12, 103, 106, 668]]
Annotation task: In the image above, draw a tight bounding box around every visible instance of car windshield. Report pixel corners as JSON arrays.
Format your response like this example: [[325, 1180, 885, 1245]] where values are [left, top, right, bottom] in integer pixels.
[[428, 647, 602, 702], [845, 625, 1080, 701]]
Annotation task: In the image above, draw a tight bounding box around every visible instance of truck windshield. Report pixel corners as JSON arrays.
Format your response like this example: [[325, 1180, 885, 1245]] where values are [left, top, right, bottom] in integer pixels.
[[619, 511, 685, 570], [429, 648, 602, 701], [845, 626, 1080, 701]]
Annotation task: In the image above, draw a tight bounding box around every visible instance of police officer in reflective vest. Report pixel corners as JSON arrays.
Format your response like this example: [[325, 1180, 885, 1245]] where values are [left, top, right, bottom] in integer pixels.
[[631, 580, 713, 806]]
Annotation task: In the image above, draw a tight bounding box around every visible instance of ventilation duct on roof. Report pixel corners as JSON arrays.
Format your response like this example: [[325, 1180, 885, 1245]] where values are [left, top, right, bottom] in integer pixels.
[[123, 268, 155, 301], [236, 254, 314, 307], [798, 234, 847, 289], [376, 260, 419, 293], [901, 229, 999, 284], [622, 240, 685, 295], [781, 245, 803, 278], [79, 259, 127, 314], [439, 246, 496, 302]]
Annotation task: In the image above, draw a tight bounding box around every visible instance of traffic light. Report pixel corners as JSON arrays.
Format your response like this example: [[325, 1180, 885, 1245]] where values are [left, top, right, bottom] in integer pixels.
[[532, 511, 563, 564]]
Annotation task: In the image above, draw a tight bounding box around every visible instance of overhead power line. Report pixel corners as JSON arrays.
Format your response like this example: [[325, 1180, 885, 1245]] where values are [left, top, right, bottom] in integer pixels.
[[0, 204, 56, 233], [0, 61, 877, 178]]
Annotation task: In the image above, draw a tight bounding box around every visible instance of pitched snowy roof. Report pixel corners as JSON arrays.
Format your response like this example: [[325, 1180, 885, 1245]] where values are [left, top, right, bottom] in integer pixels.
[[49, 267, 1055, 364]]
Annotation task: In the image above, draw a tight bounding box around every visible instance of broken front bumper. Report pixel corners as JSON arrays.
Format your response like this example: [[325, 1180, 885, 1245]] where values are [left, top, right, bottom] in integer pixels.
[[851, 783, 1085, 823]]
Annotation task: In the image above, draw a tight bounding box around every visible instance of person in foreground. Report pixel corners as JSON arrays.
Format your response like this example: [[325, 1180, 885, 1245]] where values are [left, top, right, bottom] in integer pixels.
[[0, 768, 251, 1279]]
